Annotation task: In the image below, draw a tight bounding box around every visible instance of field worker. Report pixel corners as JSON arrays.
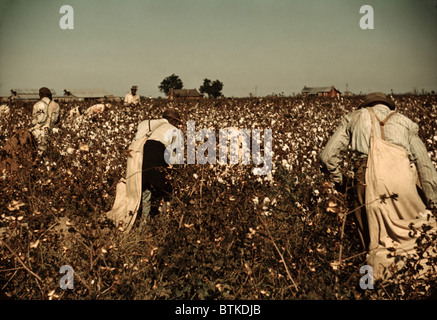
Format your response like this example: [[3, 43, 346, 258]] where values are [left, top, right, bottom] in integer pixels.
[[124, 85, 140, 107], [136, 108, 183, 229], [30, 87, 61, 155], [319, 92, 437, 280], [106, 108, 183, 232]]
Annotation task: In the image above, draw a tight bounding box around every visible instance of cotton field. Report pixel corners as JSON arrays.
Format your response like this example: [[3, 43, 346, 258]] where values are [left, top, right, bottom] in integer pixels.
[[0, 95, 436, 300]]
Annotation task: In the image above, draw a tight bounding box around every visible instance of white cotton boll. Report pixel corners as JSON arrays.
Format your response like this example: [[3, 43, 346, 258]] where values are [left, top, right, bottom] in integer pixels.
[[0, 105, 10, 113], [261, 211, 272, 217]]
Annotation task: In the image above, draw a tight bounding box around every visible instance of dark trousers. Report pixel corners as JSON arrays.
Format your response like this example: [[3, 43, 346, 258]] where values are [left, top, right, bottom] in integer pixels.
[[140, 140, 172, 218]]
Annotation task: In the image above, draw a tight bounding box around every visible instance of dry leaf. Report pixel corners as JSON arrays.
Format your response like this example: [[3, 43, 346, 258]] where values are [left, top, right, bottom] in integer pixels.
[[7, 200, 25, 211], [30, 240, 40, 249]]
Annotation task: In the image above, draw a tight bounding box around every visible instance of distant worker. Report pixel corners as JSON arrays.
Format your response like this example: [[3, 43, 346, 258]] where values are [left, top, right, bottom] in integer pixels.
[[30, 87, 61, 155], [124, 85, 140, 107]]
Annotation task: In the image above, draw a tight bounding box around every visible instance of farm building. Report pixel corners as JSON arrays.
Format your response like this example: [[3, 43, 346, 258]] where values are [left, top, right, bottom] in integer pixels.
[[169, 88, 203, 100], [301, 86, 341, 98], [9, 89, 57, 101], [62, 89, 113, 101]]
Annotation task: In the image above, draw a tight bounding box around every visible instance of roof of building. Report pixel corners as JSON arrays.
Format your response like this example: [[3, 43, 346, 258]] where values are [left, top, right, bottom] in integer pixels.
[[10, 88, 57, 99], [63, 89, 111, 98], [172, 89, 203, 97], [301, 86, 341, 95]]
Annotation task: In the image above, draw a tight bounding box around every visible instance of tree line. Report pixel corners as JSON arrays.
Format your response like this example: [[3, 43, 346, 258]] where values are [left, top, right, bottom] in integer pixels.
[[158, 74, 224, 98]]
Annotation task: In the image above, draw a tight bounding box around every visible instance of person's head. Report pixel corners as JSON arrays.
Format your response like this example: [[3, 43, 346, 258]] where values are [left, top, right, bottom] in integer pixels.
[[163, 108, 182, 127], [39, 87, 52, 100], [131, 85, 138, 95], [359, 92, 395, 110]]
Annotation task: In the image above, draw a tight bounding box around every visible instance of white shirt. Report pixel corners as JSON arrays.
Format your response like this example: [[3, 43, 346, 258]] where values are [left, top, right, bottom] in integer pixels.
[[32, 97, 60, 130], [124, 93, 140, 106]]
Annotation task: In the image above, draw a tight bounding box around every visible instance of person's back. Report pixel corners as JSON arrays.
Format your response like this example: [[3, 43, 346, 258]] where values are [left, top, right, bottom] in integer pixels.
[[139, 119, 176, 191], [320, 95, 436, 209], [338, 104, 418, 157]]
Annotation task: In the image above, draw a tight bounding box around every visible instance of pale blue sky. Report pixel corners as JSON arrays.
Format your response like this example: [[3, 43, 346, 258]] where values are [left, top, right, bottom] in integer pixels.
[[0, 0, 436, 97]]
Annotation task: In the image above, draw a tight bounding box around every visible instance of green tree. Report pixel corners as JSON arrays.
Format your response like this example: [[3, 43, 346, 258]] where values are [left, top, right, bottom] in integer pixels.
[[159, 74, 183, 96], [199, 78, 224, 98]]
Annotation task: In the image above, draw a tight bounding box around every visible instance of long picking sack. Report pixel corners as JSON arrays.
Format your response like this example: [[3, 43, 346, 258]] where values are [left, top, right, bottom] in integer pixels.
[[365, 108, 437, 281]]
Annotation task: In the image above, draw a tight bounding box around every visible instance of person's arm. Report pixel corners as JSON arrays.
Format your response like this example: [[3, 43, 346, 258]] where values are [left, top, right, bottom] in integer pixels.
[[410, 134, 437, 209], [124, 94, 130, 105], [134, 94, 140, 105], [319, 116, 351, 185], [48, 102, 61, 127]]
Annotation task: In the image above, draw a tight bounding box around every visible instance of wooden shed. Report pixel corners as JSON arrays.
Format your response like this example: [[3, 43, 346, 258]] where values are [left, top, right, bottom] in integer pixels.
[[169, 88, 203, 100], [301, 86, 341, 98]]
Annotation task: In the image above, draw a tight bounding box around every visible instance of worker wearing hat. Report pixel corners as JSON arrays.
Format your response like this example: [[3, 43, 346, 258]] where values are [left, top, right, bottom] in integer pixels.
[[319, 92, 437, 251], [138, 108, 182, 227], [106, 108, 183, 232], [124, 85, 140, 107], [30, 87, 61, 155]]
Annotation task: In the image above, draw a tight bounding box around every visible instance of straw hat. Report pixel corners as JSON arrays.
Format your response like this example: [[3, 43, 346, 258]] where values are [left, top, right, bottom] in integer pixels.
[[359, 92, 395, 110], [163, 108, 182, 124]]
